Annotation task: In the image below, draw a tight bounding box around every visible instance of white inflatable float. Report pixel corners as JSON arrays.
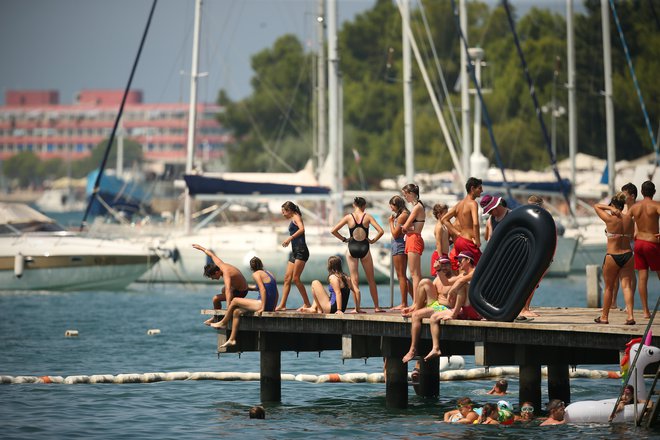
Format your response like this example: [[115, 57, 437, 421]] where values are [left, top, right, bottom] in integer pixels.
[[565, 333, 660, 424], [564, 398, 645, 423]]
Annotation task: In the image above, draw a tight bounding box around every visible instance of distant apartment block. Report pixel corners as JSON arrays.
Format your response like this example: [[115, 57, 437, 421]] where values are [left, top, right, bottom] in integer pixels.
[[0, 89, 230, 163]]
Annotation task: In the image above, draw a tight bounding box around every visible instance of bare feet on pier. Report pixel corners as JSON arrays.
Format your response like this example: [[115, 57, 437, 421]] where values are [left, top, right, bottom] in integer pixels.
[[203, 317, 217, 326], [402, 349, 416, 364], [210, 320, 228, 329], [423, 348, 442, 362], [219, 339, 236, 349]]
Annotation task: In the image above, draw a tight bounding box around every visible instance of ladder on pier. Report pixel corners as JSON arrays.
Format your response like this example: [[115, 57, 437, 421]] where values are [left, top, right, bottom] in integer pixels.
[[639, 364, 660, 428]]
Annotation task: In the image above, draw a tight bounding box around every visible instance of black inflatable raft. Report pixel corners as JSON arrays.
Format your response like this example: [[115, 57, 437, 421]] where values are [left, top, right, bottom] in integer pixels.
[[469, 204, 557, 322]]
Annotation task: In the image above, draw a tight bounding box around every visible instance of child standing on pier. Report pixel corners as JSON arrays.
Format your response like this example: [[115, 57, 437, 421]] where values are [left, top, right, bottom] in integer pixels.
[[277, 201, 312, 311]]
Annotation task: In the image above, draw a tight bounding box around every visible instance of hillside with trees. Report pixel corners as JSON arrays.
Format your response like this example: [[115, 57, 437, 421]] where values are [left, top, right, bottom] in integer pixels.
[[217, 0, 659, 190]]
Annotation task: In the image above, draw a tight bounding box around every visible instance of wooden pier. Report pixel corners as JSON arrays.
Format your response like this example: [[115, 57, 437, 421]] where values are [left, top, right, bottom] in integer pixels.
[[202, 307, 660, 411]]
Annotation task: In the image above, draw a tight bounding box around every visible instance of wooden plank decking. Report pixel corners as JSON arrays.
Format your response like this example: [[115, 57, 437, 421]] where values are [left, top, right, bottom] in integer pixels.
[[202, 306, 659, 409]]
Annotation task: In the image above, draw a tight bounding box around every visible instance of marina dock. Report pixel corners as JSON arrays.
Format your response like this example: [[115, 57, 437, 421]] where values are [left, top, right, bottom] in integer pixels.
[[202, 307, 660, 410]]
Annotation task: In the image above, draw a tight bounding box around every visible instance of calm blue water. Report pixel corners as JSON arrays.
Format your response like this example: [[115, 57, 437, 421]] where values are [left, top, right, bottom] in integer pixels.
[[1, 276, 659, 439]]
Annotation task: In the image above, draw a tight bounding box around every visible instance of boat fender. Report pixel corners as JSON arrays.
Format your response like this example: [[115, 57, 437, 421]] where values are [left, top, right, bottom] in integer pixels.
[[469, 205, 557, 322], [14, 253, 24, 278]]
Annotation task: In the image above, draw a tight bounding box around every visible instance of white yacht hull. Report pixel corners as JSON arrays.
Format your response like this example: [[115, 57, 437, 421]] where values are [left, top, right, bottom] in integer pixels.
[[1, 235, 159, 291]]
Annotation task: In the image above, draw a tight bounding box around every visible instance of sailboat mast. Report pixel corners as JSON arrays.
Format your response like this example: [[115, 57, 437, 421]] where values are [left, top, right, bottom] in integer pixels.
[[402, 0, 414, 182], [566, 0, 577, 214], [317, 0, 327, 179], [601, 0, 616, 196], [460, 0, 472, 180], [327, 0, 342, 220], [184, 0, 202, 234]]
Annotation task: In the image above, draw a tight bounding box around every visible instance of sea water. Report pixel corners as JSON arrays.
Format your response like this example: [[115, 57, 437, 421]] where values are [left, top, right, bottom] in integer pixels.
[[1, 275, 659, 439]]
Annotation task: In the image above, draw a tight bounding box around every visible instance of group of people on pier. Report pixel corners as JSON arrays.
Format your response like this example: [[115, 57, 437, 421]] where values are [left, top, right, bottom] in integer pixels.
[[193, 177, 659, 357], [593, 180, 660, 326]]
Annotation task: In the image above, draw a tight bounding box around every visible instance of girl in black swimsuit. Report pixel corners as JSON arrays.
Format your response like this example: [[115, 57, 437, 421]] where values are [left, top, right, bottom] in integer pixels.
[[277, 201, 312, 311], [331, 197, 385, 312]]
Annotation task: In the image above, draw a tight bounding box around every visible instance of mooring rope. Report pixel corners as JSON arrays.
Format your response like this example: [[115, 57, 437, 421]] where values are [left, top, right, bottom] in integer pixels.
[[0, 367, 620, 385]]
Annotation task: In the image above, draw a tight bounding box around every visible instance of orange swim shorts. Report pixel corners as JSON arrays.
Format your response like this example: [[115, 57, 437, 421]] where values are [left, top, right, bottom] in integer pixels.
[[405, 233, 424, 255]]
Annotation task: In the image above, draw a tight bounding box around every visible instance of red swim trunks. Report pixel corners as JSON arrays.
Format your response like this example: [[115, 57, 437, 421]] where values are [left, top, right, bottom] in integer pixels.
[[634, 239, 660, 271], [451, 236, 482, 271], [430, 250, 439, 276], [405, 233, 424, 255], [457, 304, 482, 321]]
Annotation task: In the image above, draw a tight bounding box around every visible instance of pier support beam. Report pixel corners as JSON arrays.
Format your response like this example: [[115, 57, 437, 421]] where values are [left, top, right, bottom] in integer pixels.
[[519, 363, 542, 415], [416, 357, 439, 398], [260, 333, 281, 403], [385, 357, 408, 409], [383, 337, 409, 409], [517, 345, 541, 414], [547, 364, 571, 404]]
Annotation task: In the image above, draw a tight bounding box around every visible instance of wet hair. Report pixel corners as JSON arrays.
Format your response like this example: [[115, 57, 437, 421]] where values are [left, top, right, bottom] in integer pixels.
[[495, 379, 508, 392], [465, 177, 483, 193], [389, 195, 408, 217], [641, 180, 656, 198], [281, 201, 302, 217], [401, 183, 420, 198], [527, 195, 544, 206], [621, 182, 638, 199], [432, 203, 448, 219], [546, 399, 564, 412], [203, 263, 219, 278], [457, 397, 474, 407], [249, 406, 265, 419], [610, 192, 626, 211], [353, 197, 367, 209], [481, 403, 498, 420], [249, 256, 264, 272], [327, 255, 349, 287]]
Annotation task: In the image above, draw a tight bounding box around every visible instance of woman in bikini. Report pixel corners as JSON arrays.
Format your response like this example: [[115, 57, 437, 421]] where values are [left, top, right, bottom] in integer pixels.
[[211, 256, 279, 348], [594, 192, 636, 325], [401, 183, 426, 302], [389, 195, 411, 310], [276, 201, 311, 311], [300, 256, 360, 314], [331, 197, 385, 312]]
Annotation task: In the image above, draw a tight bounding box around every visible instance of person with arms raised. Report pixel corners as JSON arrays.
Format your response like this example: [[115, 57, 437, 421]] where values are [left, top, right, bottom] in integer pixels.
[[193, 243, 250, 326]]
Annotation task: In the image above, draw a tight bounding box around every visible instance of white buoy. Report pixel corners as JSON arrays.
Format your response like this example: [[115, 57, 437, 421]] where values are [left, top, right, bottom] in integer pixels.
[[64, 330, 79, 337], [14, 254, 24, 278], [147, 329, 161, 335]]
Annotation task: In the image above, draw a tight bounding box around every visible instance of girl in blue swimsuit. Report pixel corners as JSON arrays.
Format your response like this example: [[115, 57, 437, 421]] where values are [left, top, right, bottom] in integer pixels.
[[212, 256, 279, 348], [277, 201, 312, 311], [331, 197, 385, 312], [301, 256, 359, 314]]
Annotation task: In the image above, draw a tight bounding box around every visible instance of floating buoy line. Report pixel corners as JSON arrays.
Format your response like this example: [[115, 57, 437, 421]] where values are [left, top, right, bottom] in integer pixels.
[[0, 366, 620, 385]]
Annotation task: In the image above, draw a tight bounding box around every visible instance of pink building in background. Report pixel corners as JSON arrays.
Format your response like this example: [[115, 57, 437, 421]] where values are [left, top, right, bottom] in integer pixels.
[[0, 89, 230, 163]]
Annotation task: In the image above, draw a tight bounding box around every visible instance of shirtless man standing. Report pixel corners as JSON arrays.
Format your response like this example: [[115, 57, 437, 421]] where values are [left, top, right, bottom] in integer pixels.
[[193, 244, 251, 325], [628, 181, 660, 319], [442, 177, 483, 270]]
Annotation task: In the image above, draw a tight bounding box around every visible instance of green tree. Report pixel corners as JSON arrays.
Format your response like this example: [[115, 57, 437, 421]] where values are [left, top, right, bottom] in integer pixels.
[[72, 137, 144, 178], [218, 34, 314, 172], [2, 151, 41, 187]]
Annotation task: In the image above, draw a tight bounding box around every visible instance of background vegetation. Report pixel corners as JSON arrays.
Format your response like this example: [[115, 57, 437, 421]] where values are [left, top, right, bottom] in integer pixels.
[[218, 0, 660, 189]]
